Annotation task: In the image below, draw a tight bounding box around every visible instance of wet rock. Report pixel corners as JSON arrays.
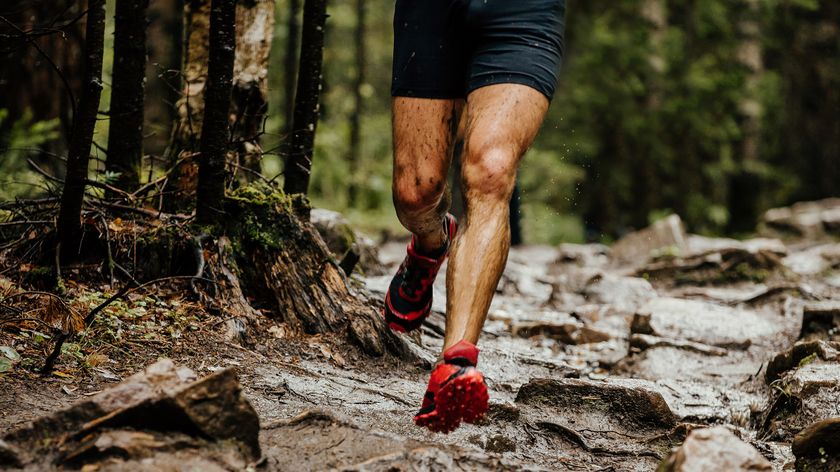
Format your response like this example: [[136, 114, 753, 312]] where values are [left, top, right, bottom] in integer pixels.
[[782, 244, 840, 276], [582, 273, 657, 313], [311, 208, 385, 275], [792, 418, 840, 472], [631, 298, 779, 349], [516, 378, 677, 428], [765, 340, 840, 383], [556, 242, 610, 268], [511, 320, 611, 345], [3, 359, 261, 469], [761, 198, 840, 239], [658, 426, 772, 472], [611, 214, 688, 267], [263, 410, 533, 471], [758, 362, 840, 440], [638, 236, 786, 285], [516, 378, 677, 461], [630, 333, 727, 357], [800, 301, 840, 341]]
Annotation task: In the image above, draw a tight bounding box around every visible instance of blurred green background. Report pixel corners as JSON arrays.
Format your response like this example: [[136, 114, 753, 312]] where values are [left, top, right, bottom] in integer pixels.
[[2, 0, 838, 244]]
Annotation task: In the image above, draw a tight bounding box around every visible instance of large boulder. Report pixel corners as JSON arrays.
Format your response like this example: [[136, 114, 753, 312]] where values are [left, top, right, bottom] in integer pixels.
[[657, 426, 771, 472], [1, 359, 261, 470]]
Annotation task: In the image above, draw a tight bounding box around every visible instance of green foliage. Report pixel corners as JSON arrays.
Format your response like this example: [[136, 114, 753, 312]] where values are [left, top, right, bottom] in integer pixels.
[[0, 109, 60, 200]]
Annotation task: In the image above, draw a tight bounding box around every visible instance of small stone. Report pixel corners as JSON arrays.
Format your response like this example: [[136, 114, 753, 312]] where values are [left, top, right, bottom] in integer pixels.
[[658, 426, 772, 472]]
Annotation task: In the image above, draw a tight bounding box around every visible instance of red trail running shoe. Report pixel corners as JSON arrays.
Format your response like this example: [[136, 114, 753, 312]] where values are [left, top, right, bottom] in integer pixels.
[[414, 340, 489, 433], [383, 214, 457, 332]]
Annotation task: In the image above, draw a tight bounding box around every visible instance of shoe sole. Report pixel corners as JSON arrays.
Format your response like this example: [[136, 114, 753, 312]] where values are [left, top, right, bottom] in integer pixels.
[[414, 369, 489, 434]]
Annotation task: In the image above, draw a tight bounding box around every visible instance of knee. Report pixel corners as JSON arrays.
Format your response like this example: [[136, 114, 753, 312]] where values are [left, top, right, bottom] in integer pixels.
[[393, 173, 446, 216], [462, 145, 518, 203]]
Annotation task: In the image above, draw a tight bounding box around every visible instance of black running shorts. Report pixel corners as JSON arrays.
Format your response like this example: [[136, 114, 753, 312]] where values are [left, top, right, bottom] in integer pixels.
[[391, 0, 566, 100]]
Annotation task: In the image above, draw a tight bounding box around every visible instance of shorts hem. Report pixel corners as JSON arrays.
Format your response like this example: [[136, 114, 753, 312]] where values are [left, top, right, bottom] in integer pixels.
[[466, 75, 555, 101], [391, 87, 466, 99]]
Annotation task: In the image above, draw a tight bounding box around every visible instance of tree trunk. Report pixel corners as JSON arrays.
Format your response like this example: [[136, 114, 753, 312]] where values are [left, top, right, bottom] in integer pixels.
[[231, 0, 275, 181], [728, 0, 764, 233], [283, 0, 301, 134], [283, 0, 327, 198], [164, 0, 211, 211], [195, 0, 236, 225], [144, 0, 183, 157], [347, 0, 365, 207], [56, 0, 106, 257], [106, 0, 150, 194]]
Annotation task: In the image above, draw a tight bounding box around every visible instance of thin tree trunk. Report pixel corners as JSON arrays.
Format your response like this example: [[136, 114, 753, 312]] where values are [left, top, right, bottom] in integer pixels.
[[195, 0, 236, 225], [144, 0, 183, 157], [56, 0, 106, 256], [163, 0, 210, 211], [283, 0, 301, 133], [106, 0, 150, 194], [347, 0, 365, 207], [728, 0, 764, 233], [232, 0, 275, 181], [283, 0, 327, 198]]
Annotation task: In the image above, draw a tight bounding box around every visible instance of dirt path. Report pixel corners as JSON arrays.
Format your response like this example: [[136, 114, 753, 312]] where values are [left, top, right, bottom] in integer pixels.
[[2, 206, 840, 471]]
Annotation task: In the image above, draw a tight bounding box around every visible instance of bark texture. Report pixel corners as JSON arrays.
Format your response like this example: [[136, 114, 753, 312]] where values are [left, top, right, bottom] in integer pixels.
[[106, 0, 150, 193], [164, 0, 210, 210], [56, 0, 106, 256], [231, 0, 275, 180], [283, 0, 328, 197], [195, 0, 236, 225]]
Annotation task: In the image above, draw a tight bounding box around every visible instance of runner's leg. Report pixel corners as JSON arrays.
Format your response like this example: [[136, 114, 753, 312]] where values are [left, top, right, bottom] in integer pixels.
[[443, 83, 549, 349], [392, 97, 463, 253]]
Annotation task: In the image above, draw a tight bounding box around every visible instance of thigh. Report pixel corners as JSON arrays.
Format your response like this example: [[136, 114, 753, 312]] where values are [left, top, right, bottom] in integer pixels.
[[462, 84, 549, 164], [393, 97, 463, 189]]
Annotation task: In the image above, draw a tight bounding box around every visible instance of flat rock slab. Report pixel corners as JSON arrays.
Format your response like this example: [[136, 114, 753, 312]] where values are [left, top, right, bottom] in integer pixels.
[[582, 273, 657, 313], [261, 410, 536, 471], [658, 426, 771, 472], [515, 378, 678, 462], [632, 297, 781, 349], [2, 359, 260, 470]]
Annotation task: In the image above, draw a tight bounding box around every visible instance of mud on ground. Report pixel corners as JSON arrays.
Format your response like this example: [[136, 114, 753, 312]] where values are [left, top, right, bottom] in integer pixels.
[[2, 202, 840, 471]]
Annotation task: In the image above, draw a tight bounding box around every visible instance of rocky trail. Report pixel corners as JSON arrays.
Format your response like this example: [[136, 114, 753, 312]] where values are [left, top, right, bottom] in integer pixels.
[[2, 199, 840, 471]]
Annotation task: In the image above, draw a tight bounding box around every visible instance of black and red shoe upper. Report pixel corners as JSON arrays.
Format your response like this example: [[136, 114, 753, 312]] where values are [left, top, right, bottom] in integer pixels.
[[384, 214, 457, 333], [414, 340, 489, 434]]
